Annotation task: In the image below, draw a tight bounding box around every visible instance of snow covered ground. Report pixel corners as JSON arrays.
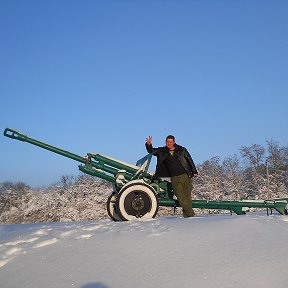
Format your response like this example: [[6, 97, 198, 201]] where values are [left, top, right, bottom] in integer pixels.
[[1, 213, 288, 288]]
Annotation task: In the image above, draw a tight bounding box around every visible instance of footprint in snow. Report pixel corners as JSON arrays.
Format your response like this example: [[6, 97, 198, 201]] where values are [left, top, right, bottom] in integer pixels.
[[33, 238, 58, 248], [0, 247, 23, 269], [34, 228, 52, 236], [60, 230, 77, 238], [77, 234, 93, 240], [5, 247, 23, 257], [81, 225, 103, 231], [4, 237, 39, 246], [0, 258, 13, 268]]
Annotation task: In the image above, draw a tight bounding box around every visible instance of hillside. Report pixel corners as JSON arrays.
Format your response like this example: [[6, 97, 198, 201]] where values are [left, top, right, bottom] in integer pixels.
[[1, 213, 288, 288]]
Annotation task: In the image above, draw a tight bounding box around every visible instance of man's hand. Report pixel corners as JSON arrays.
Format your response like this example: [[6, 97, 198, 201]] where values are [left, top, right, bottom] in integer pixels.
[[192, 173, 198, 177], [146, 136, 152, 145]]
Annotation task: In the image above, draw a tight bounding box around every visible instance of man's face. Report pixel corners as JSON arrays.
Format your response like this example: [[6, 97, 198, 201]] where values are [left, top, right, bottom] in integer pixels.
[[166, 138, 175, 150]]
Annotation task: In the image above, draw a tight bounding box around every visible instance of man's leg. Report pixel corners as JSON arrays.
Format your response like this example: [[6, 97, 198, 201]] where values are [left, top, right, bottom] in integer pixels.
[[183, 174, 195, 217], [172, 174, 195, 217]]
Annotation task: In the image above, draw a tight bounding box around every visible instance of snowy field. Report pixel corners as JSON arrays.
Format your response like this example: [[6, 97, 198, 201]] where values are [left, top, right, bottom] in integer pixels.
[[1, 213, 288, 288]]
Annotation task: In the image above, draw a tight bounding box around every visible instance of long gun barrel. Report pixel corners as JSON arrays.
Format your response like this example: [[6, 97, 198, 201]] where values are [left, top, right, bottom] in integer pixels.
[[4, 128, 86, 163], [3, 128, 148, 185]]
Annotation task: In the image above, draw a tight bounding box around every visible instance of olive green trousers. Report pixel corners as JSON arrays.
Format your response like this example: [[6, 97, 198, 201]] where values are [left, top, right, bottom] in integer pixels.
[[171, 173, 195, 217]]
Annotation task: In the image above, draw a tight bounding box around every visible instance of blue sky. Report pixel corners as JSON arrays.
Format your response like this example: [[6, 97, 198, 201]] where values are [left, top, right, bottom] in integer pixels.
[[1, 0, 287, 187]]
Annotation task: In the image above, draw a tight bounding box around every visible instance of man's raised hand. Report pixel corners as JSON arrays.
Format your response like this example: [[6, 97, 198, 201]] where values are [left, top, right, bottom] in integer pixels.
[[146, 136, 152, 145]]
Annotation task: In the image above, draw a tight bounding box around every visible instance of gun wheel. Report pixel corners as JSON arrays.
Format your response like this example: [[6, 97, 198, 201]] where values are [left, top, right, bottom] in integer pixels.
[[116, 183, 159, 221], [107, 193, 122, 221]]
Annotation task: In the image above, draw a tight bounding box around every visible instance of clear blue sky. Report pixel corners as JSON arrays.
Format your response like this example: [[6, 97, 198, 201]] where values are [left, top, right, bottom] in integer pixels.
[[1, 0, 287, 187]]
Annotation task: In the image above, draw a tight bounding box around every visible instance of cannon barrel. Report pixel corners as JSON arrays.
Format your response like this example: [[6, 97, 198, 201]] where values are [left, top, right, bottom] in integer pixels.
[[4, 128, 87, 164], [3, 128, 140, 183]]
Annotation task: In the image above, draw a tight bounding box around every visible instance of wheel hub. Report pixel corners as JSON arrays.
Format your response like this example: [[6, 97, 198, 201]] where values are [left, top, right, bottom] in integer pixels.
[[123, 190, 152, 218], [131, 196, 145, 211]]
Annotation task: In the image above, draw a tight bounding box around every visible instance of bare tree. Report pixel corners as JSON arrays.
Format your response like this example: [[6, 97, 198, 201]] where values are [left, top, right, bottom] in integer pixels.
[[266, 139, 287, 196], [222, 154, 245, 200], [194, 156, 225, 200], [239, 144, 265, 170]]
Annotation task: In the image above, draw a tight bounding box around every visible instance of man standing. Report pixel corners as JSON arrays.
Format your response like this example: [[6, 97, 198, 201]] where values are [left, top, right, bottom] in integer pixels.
[[145, 135, 198, 217]]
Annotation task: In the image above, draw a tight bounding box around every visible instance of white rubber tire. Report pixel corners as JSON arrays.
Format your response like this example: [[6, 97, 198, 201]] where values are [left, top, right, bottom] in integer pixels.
[[116, 183, 158, 221], [106, 193, 122, 221]]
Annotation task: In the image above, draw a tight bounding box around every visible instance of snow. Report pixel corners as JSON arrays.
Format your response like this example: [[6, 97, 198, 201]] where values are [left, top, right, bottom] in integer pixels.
[[1, 214, 288, 288]]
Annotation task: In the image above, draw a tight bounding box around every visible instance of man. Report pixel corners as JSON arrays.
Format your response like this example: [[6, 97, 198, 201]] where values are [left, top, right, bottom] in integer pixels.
[[145, 135, 198, 217]]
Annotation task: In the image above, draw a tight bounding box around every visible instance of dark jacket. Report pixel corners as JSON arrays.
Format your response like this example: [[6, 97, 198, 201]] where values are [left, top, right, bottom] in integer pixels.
[[145, 143, 198, 178]]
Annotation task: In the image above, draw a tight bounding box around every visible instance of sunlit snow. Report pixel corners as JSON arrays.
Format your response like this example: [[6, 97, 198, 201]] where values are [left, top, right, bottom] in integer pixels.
[[1, 213, 288, 288]]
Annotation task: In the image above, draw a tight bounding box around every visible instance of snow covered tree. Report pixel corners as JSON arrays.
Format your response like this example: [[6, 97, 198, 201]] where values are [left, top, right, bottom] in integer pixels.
[[239, 144, 266, 198], [265, 139, 288, 198], [0, 175, 113, 224], [194, 156, 225, 200], [222, 154, 246, 200]]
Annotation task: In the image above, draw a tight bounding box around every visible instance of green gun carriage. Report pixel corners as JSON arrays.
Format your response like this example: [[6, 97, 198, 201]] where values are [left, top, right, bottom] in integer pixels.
[[3, 128, 288, 221]]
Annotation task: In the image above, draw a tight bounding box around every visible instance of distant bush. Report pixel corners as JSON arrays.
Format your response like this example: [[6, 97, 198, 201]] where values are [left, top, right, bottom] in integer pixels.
[[0, 175, 113, 224]]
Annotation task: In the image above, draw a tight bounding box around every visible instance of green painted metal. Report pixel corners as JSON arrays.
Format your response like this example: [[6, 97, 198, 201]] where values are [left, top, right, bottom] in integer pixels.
[[3, 127, 288, 216], [4, 128, 86, 163], [158, 198, 288, 215], [78, 165, 115, 182], [3, 128, 137, 186], [91, 154, 138, 174]]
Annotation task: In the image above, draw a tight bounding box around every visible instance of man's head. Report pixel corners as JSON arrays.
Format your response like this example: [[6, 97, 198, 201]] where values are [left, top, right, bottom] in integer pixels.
[[165, 135, 175, 150]]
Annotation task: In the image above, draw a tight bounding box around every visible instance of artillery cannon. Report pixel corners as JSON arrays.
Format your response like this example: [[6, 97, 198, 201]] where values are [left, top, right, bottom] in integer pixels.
[[3, 128, 288, 221]]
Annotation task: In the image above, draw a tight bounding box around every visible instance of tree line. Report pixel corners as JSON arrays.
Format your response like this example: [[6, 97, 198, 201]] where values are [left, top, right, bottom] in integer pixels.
[[194, 139, 288, 201], [1, 139, 287, 224]]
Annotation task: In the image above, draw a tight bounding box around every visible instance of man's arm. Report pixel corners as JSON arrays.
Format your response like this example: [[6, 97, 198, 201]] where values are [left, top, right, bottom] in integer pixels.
[[145, 136, 159, 155], [184, 148, 198, 176]]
